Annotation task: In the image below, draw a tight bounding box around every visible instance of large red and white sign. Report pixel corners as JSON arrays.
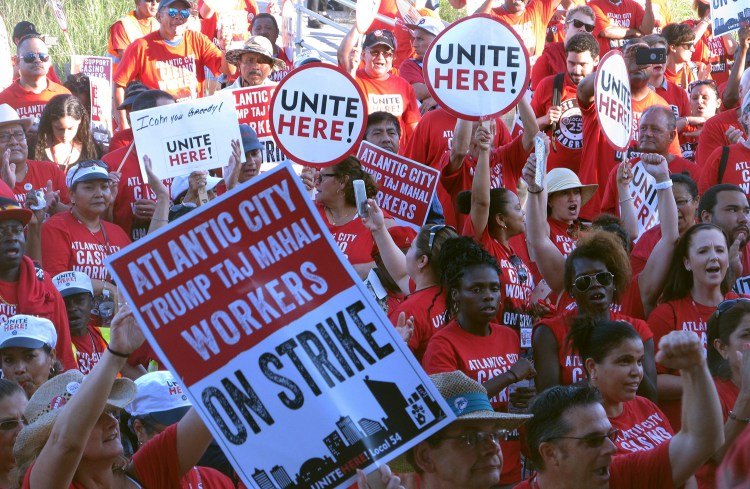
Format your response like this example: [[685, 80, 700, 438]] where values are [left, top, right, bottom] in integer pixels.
[[71, 55, 113, 147], [423, 15, 529, 121], [595, 50, 633, 153], [231, 85, 287, 170], [131, 91, 241, 179], [270, 64, 367, 167], [106, 164, 453, 489], [357, 141, 439, 228]]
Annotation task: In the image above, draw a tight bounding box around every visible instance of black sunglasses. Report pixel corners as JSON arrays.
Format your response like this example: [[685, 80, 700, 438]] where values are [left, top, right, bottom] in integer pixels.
[[567, 19, 595, 32], [713, 298, 750, 321], [21, 52, 50, 63], [572, 271, 614, 292], [509, 254, 528, 285]]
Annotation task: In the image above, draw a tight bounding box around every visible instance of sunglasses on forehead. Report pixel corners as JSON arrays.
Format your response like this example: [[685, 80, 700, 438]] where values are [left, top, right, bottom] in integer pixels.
[[566, 18, 595, 32]]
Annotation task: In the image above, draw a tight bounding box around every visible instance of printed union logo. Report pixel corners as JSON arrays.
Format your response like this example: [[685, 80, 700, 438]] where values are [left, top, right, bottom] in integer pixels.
[[453, 396, 468, 414]]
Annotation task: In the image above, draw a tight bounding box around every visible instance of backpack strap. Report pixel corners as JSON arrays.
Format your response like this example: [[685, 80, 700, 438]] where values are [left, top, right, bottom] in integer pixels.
[[718, 145, 730, 183]]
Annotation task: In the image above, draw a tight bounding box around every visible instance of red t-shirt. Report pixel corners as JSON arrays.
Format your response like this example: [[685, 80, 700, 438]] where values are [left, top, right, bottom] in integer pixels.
[[695, 377, 739, 489], [316, 204, 374, 266], [630, 224, 661, 275], [422, 319, 522, 484], [71, 323, 108, 375], [0, 80, 71, 129], [610, 396, 674, 454], [268, 47, 293, 83], [590, 0, 645, 57], [41, 211, 132, 280], [653, 78, 690, 121], [197, 0, 258, 48], [355, 70, 421, 147], [530, 42, 566, 91], [533, 309, 653, 386], [490, 0, 557, 65], [388, 285, 446, 362], [102, 145, 173, 241], [182, 466, 236, 488], [531, 72, 584, 173], [695, 108, 741, 166], [107, 128, 133, 153], [439, 134, 529, 232], [698, 143, 750, 197], [114, 30, 224, 102], [12, 160, 70, 206], [686, 20, 734, 87], [398, 58, 424, 86]]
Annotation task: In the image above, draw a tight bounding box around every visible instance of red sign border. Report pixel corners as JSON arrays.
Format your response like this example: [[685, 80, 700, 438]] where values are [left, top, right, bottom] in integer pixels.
[[270, 63, 368, 168], [422, 14, 530, 122], [594, 49, 633, 153]]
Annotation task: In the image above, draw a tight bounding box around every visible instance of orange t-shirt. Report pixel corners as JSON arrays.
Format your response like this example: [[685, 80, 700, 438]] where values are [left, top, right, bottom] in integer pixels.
[[108, 11, 160, 66], [0, 80, 71, 130], [491, 0, 558, 65], [114, 30, 224, 101]]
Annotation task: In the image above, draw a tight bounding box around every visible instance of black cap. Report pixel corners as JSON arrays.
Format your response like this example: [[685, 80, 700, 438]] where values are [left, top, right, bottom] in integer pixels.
[[13, 21, 40, 44], [363, 30, 396, 51]]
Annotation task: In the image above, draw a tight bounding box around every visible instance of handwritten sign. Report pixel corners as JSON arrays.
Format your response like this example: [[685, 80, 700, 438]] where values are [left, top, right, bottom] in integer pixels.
[[595, 50, 633, 153], [357, 141, 439, 228], [423, 15, 529, 120], [270, 64, 367, 167], [71, 55, 113, 146], [131, 91, 241, 179], [231, 85, 287, 170], [106, 163, 453, 489]]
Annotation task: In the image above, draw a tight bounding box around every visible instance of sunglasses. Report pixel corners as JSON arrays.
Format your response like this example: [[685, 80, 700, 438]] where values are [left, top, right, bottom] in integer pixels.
[[509, 254, 528, 285], [21, 52, 50, 63], [679, 42, 695, 49], [688, 79, 718, 92], [547, 428, 620, 448], [439, 429, 509, 448], [0, 417, 26, 431], [567, 19, 595, 32], [427, 224, 456, 252], [368, 49, 394, 59], [572, 271, 614, 292], [165, 7, 192, 19], [712, 298, 750, 322]]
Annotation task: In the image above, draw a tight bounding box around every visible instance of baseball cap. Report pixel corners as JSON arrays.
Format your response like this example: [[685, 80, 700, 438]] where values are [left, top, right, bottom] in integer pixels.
[[405, 16, 444, 37], [66, 160, 110, 188], [117, 82, 150, 110], [0, 315, 57, 350], [158, 0, 194, 10], [293, 49, 322, 69], [170, 173, 223, 201], [363, 30, 396, 51], [0, 197, 32, 225], [13, 21, 40, 43], [126, 370, 191, 425], [240, 124, 263, 153], [52, 271, 94, 298]]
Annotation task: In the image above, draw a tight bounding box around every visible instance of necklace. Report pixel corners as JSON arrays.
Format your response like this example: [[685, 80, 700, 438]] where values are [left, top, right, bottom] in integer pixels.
[[326, 207, 356, 226], [88, 330, 102, 355]]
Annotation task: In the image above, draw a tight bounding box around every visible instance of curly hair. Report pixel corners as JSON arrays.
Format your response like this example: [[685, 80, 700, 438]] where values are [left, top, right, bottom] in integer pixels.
[[564, 229, 631, 303], [328, 156, 379, 207], [63, 73, 90, 99], [33, 94, 99, 164], [566, 316, 640, 377], [437, 236, 501, 322], [661, 223, 731, 302], [707, 299, 750, 380]]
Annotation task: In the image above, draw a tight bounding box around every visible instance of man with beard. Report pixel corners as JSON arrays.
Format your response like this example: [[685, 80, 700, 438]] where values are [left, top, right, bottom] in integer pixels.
[[532, 32, 599, 173], [576, 40, 680, 218], [697, 184, 750, 294], [698, 91, 750, 197]]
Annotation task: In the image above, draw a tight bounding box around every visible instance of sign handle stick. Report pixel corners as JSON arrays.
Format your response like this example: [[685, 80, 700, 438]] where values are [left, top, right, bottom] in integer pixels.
[[197, 187, 209, 206], [63, 30, 75, 56], [116, 142, 135, 173]]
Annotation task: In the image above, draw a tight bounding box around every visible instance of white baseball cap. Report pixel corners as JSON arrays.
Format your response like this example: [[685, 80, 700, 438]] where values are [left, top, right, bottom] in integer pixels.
[[405, 16, 445, 37], [126, 370, 191, 425], [52, 271, 94, 298], [170, 173, 223, 202], [0, 315, 57, 350], [66, 160, 110, 188]]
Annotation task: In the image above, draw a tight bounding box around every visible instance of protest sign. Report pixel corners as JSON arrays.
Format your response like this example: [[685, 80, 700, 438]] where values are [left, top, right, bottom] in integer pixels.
[[712, 0, 748, 36], [423, 15, 529, 121], [46, 0, 75, 54], [231, 85, 288, 170], [131, 91, 241, 179], [624, 158, 659, 240], [357, 141, 439, 228], [106, 163, 453, 489], [594, 50, 633, 153], [281, 0, 296, 63], [71, 55, 113, 147], [356, 0, 382, 33], [270, 64, 367, 167]]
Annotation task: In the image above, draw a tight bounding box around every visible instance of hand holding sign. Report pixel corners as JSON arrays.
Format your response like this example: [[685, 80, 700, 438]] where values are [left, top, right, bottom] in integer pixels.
[[521, 150, 544, 195]]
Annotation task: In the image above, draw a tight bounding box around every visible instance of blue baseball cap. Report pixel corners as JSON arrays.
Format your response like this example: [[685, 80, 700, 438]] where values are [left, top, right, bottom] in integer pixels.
[[240, 124, 263, 153]]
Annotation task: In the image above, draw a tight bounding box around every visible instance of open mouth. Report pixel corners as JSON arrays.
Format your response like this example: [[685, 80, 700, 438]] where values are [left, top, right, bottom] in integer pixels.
[[589, 291, 606, 301], [706, 265, 721, 274]]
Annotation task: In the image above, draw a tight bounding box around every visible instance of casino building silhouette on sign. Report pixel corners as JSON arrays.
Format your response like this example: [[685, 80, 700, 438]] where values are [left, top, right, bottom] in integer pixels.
[[250, 376, 445, 489]]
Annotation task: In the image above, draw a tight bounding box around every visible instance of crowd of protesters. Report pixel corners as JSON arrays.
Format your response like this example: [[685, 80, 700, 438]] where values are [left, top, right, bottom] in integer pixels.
[[0, 0, 749, 487]]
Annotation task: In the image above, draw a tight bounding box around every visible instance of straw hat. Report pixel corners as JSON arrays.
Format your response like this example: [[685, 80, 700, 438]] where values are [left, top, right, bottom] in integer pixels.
[[390, 371, 532, 473], [0, 104, 32, 132], [225, 36, 286, 71], [546, 168, 598, 206], [14, 370, 136, 463]]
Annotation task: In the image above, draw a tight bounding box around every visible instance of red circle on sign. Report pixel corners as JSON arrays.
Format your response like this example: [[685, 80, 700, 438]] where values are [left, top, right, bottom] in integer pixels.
[[422, 14, 530, 121], [270, 63, 368, 168]]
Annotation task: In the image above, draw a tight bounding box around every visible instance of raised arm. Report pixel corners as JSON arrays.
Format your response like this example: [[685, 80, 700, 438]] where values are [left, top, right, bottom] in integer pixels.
[[338, 26, 363, 77], [658, 331, 724, 486], [447, 118, 473, 174], [577, 72, 596, 110], [469, 123, 493, 240], [638, 0, 655, 36], [721, 24, 749, 110], [616, 159, 639, 242], [144, 155, 171, 235], [519, 96, 540, 152], [361, 198, 411, 294]]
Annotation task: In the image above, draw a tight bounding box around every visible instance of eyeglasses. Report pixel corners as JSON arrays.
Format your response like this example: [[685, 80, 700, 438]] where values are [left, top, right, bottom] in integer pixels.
[[315, 172, 336, 184], [439, 429, 509, 447], [688, 79, 718, 92], [674, 198, 693, 207], [713, 298, 750, 323], [566, 18, 595, 32], [20, 52, 50, 63], [0, 417, 26, 431], [68, 160, 109, 184], [547, 428, 620, 448], [679, 42, 695, 49], [427, 224, 456, 252], [509, 254, 528, 285], [368, 49, 394, 59], [165, 7, 192, 19], [0, 130, 26, 144], [572, 271, 614, 292]]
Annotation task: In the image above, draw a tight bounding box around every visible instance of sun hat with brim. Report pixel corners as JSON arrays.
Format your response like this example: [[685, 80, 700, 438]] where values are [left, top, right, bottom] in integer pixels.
[[389, 371, 532, 473], [66, 160, 110, 188], [0, 197, 33, 225], [126, 370, 191, 426], [52, 271, 94, 298], [0, 315, 57, 350], [546, 168, 598, 206], [116, 82, 150, 110], [14, 370, 136, 463], [170, 174, 223, 201], [225, 36, 286, 71], [0, 104, 32, 132], [404, 16, 445, 37]]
